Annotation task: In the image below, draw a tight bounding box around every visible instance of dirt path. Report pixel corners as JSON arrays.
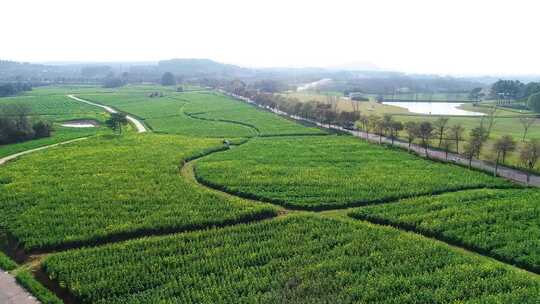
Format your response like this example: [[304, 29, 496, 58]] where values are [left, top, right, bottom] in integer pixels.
[[0, 137, 88, 166], [67, 95, 147, 133]]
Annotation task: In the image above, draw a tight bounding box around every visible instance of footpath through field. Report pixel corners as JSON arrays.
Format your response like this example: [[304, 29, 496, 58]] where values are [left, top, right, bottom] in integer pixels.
[[67, 95, 147, 133], [223, 91, 540, 187]]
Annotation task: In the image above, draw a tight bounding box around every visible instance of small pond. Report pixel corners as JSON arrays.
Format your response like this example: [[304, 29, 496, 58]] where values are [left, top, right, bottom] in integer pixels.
[[60, 120, 98, 128], [382, 102, 484, 116]]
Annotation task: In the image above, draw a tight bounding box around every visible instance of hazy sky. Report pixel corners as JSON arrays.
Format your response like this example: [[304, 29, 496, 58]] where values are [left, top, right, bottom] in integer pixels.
[[2, 0, 539, 75]]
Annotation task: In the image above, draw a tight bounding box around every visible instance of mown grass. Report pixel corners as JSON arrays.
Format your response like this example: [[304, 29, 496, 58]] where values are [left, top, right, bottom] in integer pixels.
[[42, 215, 540, 304], [350, 188, 540, 273], [0, 134, 276, 252], [195, 135, 514, 210]]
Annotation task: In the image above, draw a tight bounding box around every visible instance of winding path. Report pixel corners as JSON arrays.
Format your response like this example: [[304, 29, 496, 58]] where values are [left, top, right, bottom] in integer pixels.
[[67, 95, 147, 133], [0, 137, 88, 166]]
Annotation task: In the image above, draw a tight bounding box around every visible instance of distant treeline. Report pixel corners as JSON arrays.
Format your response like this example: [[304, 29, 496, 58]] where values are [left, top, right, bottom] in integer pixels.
[[0, 82, 32, 97], [0, 104, 52, 145]]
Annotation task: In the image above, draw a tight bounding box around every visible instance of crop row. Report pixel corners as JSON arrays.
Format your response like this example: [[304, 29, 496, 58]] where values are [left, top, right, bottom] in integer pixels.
[[195, 135, 514, 209], [0, 134, 276, 252], [350, 188, 540, 273], [42, 215, 540, 303]]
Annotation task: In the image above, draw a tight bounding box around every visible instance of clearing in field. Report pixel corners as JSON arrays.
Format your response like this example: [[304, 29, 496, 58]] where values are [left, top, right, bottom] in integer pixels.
[[195, 135, 514, 209], [0, 134, 276, 252], [350, 188, 540, 273]]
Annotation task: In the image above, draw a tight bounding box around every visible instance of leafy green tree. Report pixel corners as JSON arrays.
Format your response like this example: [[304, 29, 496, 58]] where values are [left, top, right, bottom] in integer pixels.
[[106, 113, 128, 134], [161, 72, 176, 86]]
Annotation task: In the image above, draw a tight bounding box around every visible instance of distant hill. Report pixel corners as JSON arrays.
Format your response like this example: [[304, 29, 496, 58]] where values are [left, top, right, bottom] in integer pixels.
[[157, 58, 254, 78]]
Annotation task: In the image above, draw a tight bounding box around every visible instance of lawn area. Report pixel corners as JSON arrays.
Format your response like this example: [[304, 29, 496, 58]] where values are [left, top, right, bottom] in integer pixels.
[[350, 188, 540, 273], [0, 134, 276, 252], [195, 135, 513, 210], [42, 215, 540, 304]]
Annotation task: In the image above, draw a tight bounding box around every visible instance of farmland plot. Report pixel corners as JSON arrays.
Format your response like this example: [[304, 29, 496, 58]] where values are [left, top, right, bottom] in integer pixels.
[[195, 136, 513, 209], [43, 215, 540, 304], [350, 188, 540, 272], [0, 134, 276, 252]]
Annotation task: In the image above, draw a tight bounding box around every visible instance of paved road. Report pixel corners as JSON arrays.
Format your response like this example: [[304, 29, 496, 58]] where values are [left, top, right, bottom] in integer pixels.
[[67, 95, 147, 133], [224, 91, 540, 187], [0, 271, 39, 304]]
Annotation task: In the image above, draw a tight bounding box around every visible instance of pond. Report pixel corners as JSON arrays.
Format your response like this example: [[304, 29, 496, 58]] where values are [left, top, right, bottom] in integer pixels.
[[382, 102, 484, 116], [60, 120, 98, 128]]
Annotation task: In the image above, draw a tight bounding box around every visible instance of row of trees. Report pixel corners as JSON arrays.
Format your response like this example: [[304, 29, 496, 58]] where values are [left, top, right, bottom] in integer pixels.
[[356, 114, 539, 183], [0, 104, 52, 145], [226, 85, 540, 182]]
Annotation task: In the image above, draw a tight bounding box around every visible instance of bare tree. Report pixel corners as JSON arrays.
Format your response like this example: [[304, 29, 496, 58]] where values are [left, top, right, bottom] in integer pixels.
[[493, 135, 516, 176], [448, 124, 465, 154], [404, 121, 419, 152], [388, 120, 403, 146], [519, 139, 540, 185], [483, 105, 498, 137], [433, 117, 450, 147], [463, 126, 488, 168], [417, 122, 434, 157], [519, 116, 536, 141], [440, 138, 453, 160]]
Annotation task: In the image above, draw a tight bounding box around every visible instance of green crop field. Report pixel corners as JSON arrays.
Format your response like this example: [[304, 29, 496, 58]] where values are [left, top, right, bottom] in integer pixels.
[[195, 135, 513, 209], [0, 134, 276, 252], [0, 94, 107, 122], [1, 85, 539, 304], [350, 188, 540, 272], [43, 215, 540, 304], [78, 91, 324, 137]]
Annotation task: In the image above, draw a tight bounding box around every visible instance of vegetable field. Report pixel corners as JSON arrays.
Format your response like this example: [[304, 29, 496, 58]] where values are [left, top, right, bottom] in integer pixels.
[[43, 215, 540, 304], [350, 188, 540, 272], [0, 134, 276, 252], [195, 135, 513, 209], [1, 85, 539, 303], [78, 91, 323, 137]]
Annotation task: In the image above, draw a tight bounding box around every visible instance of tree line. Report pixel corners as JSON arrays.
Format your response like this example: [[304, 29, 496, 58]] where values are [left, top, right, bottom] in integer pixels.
[[0, 82, 32, 97], [355, 114, 539, 184], [0, 104, 52, 145], [226, 84, 540, 184]]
